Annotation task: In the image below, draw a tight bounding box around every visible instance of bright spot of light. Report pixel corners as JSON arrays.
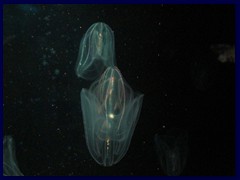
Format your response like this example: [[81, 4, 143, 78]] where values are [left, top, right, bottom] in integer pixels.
[[108, 113, 114, 119]]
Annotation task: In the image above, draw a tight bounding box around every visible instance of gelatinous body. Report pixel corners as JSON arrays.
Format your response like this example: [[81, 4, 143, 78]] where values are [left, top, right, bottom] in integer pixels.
[[75, 22, 115, 80], [3, 136, 24, 176], [154, 128, 188, 176], [81, 67, 143, 166]]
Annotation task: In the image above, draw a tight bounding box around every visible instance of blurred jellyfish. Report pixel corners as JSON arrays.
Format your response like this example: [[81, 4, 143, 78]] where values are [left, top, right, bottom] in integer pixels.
[[3, 136, 24, 176], [154, 128, 188, 176], [210, 44, 235, 63]]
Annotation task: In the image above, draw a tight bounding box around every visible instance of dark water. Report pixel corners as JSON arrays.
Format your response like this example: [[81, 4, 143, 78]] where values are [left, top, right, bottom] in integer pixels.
[[3, 4, 235, 176]]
